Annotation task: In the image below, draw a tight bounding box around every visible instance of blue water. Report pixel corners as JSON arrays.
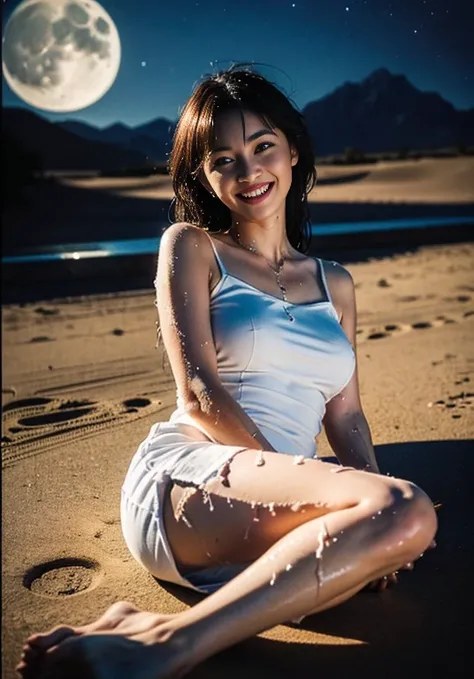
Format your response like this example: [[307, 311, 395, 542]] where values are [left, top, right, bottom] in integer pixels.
[[3, 215, 472, 264]]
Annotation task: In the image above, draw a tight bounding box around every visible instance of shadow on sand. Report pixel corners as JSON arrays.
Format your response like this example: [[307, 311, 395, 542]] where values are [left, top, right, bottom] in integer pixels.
[[159, 439, 473, 679]]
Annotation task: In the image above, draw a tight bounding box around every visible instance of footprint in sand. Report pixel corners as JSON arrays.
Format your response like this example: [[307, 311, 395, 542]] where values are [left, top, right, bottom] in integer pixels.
[[442, 295, 472, 303], [430, 390, 473, 419], [454, 377, 470, 385], [358, 307, 473, 342], [29, 336, 55, 343], [34, 307, 60, 316], [24, 557, 102, 598], [398, 295, 420, 303], [412, 322, 433, 330], [2, 396, 159, 467], [367, 332, 389, 340]]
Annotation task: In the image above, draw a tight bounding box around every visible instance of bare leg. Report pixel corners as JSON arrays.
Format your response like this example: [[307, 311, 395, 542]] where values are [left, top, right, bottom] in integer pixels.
[[18, 452, 437, 678]]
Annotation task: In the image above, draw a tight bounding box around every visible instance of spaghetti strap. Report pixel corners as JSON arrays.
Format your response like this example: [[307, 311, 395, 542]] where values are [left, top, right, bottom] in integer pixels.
[[317, 258, 333, 305], [205, 232, 228, 277]]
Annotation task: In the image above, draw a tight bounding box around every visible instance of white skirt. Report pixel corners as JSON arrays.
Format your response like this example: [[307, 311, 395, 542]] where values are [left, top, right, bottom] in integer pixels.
[[120, 421, 250, 592]]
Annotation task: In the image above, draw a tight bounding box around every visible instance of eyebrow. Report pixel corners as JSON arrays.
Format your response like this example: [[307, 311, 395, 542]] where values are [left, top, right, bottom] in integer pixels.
[[211, 128, 277, 154]]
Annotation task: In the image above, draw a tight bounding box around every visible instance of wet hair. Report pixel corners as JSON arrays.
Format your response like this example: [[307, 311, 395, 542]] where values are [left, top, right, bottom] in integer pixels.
[[168, 63, 317, 252]]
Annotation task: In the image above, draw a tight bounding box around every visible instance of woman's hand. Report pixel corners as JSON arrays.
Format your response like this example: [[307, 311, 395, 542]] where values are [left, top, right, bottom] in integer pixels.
[[365, 539, 436, 592]]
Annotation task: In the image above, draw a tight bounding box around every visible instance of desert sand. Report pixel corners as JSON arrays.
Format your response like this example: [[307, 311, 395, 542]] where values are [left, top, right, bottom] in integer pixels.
[[2, 158, 474, 678], [58, 156, 474, 204]]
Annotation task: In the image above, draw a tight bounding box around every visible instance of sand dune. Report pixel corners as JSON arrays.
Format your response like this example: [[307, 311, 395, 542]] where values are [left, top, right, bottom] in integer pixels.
[[2, 241, 473, 678], [58, 156, 474, 204]]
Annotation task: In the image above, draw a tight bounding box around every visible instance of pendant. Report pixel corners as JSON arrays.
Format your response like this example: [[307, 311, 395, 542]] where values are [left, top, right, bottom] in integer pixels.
[[284, 307, 295, 322]]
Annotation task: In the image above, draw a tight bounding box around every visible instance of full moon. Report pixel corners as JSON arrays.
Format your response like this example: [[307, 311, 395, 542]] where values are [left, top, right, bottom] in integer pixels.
[[2, 0, 121, 113]]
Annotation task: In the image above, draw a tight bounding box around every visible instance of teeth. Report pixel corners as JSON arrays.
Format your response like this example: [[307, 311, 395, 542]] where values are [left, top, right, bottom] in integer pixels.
[[240, 183, 271, 198]]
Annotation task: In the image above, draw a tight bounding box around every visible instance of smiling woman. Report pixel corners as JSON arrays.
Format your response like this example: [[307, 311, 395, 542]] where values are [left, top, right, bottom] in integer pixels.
[[17, 64, 437, 679], [169, 66, 316, 249]]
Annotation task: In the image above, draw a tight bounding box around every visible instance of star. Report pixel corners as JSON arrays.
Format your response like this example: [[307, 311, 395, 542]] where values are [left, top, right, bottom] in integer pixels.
[[345, 6, 350, 11], [141, 61, 147, 67]]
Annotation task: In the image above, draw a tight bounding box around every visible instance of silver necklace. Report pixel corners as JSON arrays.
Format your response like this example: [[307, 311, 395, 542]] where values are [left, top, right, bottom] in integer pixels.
[[233, 230, 295, 322]]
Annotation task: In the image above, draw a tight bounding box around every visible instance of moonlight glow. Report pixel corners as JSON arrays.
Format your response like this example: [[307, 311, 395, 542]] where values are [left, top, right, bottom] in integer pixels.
[[2, 0, 121, 113]]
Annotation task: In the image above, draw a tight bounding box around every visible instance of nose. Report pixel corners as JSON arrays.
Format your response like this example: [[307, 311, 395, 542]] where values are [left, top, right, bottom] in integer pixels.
[[236, 156, 262, 184]]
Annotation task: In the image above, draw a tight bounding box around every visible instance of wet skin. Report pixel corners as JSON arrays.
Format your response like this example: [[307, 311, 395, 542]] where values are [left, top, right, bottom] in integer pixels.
[[17, 109, 438, 679]]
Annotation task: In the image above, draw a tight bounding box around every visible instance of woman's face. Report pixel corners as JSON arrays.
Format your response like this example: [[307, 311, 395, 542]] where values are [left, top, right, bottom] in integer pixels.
[[200, 108, 298, 223]]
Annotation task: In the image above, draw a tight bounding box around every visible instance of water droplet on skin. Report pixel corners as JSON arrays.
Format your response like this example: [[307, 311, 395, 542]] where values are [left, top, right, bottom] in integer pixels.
[[255, 450, 265, 466], [270, 573, 277, 586], [286, 563, 293, 571], [377, 510, 382, 515], [293, 455, 305, 465]]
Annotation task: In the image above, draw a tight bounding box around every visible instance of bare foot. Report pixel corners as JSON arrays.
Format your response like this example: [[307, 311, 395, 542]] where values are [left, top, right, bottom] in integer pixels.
[[19, 632, 187, 679], [16, 602, 187, 679]]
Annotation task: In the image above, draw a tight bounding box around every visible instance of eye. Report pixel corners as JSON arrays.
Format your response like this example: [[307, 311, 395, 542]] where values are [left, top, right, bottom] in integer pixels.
[[256, 141, 274, 153], [213, 156, 231, 168]]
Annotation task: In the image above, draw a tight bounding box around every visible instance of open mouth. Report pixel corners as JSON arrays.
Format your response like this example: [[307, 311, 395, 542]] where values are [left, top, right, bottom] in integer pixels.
[[236, 182, 275, 205]]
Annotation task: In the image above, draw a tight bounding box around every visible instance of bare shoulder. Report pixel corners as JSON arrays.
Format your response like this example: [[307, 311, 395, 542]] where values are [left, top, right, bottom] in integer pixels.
[[159, 222, 214, 265], [160, 222, 211, 249]]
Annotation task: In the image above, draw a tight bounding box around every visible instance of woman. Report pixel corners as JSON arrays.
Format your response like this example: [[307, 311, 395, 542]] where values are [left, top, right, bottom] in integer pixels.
[[18, 65, 437, 679]]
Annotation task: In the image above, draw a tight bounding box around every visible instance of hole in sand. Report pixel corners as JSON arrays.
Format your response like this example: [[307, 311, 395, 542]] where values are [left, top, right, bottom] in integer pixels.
[[123, 397, 151, 408], [24, 557, 102, 598], [3, 397, 52, 412], [19, 407, 96, 427], [368, 332, 388, 340]]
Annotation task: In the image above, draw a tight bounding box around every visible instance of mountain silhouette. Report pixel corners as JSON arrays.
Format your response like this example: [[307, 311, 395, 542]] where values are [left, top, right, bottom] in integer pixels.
[[2, 68, 473, 171], [59, 118, 176, 165], [302, 68, 474, 155], [2, 108, 151, 172]]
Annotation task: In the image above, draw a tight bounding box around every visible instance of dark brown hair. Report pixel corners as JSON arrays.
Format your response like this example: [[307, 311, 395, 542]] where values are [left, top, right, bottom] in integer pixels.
[[168, 63, 317, 252]]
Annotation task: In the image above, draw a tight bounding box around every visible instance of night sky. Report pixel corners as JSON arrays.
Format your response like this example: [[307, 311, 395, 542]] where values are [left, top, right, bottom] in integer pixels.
[[2, 0, 472, 128]]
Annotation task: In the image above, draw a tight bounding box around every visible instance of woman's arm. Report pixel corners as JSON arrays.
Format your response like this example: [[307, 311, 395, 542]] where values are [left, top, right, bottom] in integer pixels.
[[156, 222, 276, 452], [322, 263, 380, 473]]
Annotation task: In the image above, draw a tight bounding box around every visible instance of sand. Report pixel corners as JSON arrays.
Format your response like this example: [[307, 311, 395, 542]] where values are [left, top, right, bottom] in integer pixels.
[[59, 156, 474, 204], [2, 240, 473, 678], [2, 156, 474, 677]]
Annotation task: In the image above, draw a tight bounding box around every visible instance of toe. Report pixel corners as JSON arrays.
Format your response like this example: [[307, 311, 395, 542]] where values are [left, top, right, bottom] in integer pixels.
[[27, 626, 79, 649]]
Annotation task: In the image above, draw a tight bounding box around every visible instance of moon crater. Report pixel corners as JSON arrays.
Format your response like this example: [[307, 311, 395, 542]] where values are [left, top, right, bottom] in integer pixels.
[[3, 0, 121, 112]]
